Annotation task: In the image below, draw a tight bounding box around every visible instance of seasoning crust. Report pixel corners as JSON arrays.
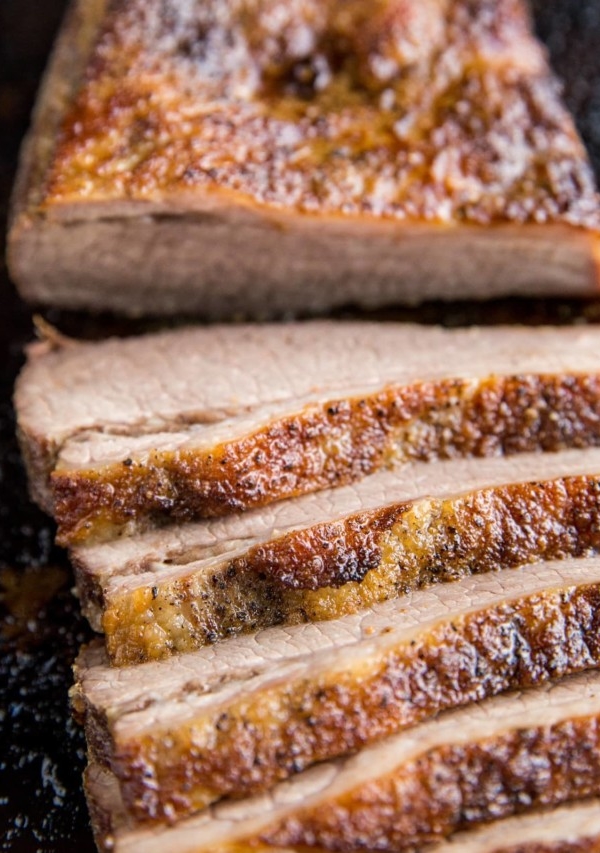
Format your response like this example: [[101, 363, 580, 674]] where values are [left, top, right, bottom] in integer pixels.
[[43, 0, 599, 230], [97, 473, 600, 663], [53, 372, 600, 545], [80, 582, 600, 822], [261, 715, 600, 851]]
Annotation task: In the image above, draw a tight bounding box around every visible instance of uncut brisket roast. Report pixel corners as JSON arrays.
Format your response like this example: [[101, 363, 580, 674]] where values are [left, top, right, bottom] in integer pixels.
[[7, 0, 600, 317]]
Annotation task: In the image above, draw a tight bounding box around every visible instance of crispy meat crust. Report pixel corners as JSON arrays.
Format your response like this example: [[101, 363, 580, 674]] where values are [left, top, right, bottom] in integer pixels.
[[186, 843, 600, 853], [53, 373, 600, 545], [7, 0, 109, 226], [39, 0, 599, 230], [260, 716, 600, 851], [83, 582, 600, 823], [244, 843, 600, 853], [499, 844, 600, 853], [98, 473, 600, 664], [84, 714, 600, 852]]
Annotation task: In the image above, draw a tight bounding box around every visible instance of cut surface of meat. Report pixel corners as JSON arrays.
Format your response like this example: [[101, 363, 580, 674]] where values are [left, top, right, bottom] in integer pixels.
[[15, 322, 600, 544], [70, 446, 600, 662], [82, 670, 600, 852], [7, 1, 600, 316], [430, 800, 600, 852], [72, 557, 600, 823]]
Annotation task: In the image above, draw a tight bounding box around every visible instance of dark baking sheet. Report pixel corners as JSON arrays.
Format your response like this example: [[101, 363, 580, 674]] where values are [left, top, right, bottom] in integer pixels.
[[1, 2, 600, 851]]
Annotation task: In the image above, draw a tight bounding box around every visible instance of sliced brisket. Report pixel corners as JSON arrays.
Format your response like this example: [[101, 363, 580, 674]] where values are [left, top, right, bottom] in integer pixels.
[[72, 557, 600, 823], [15, 322, 600, 544], [82, 670, 600, 852], [69, 447, 600, 663], [433, 800, 600, 853]]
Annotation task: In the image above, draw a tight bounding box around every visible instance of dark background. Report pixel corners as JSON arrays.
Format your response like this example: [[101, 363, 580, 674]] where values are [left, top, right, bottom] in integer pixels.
[[1, 2, 600, 851]]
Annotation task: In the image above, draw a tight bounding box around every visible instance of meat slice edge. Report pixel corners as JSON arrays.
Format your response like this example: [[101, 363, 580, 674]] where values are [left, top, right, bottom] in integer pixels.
[[69, 447, 600, 662], [15, 323, 600, 542], [82, 669, 600, 852], [73, 556, 600, 823], [432, 799, 600, 852]]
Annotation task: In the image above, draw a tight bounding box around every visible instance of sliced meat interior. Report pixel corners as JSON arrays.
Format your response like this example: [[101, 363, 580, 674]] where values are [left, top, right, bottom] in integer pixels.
[[72, 557, 600, 823], [431, 799, 600, 853], [71, 446, 600, 663], [82, 669, 600, 852], [15, 323, 600, 543]]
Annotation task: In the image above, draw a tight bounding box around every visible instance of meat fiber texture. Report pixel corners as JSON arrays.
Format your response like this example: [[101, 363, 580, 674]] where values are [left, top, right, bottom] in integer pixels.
[[7, 0, 600, 316], [83, 669, 600, 852], [16, 319, 600, 849], [433, 800, 600, 853], [70, 446, 600, 663], [15, 322, 600, 545], [72, 557, 600, 824]]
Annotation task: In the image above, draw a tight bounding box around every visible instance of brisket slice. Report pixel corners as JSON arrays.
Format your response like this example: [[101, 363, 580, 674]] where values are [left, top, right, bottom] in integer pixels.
[[87, 778, 600, 853], [16, 322, 600, 544], [72, 557, 600, 824], [7, 0, 600, 318], [71, 447, 600, 663], [433, 800, 600, 853], [83, 670, 600, 852]]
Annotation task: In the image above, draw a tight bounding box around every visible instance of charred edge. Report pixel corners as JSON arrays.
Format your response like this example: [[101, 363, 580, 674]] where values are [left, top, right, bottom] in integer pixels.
[[52, 373, 600, 545], [238, 472, 600, 589], [70, 660, 114, 766], [15, 425, 56, 516], [70, 553, 106, 632], [83, 765, 126, 853], [262, 715, 600, 851], [496, 839, 600, 853], [86, 710, 115, 770], [103, 473, 600, 665], [109, 583, 600, 823]]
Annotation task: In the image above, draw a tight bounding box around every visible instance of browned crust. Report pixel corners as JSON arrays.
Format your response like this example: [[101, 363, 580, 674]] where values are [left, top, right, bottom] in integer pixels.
[[7, 0, 107, 235], [33, 1, 600, 230], [83, 582, 600, 823], [16, 426, 55, 515], [8, 0, 600, 315], [498, 842, 600, 853], [260, 715, 600, 851], [100, 472, 600, 664], [53, 373, 600, 545], [245, 843, 600, 853], [241, 843, 600, 853], [84, 717, 600, 852]]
